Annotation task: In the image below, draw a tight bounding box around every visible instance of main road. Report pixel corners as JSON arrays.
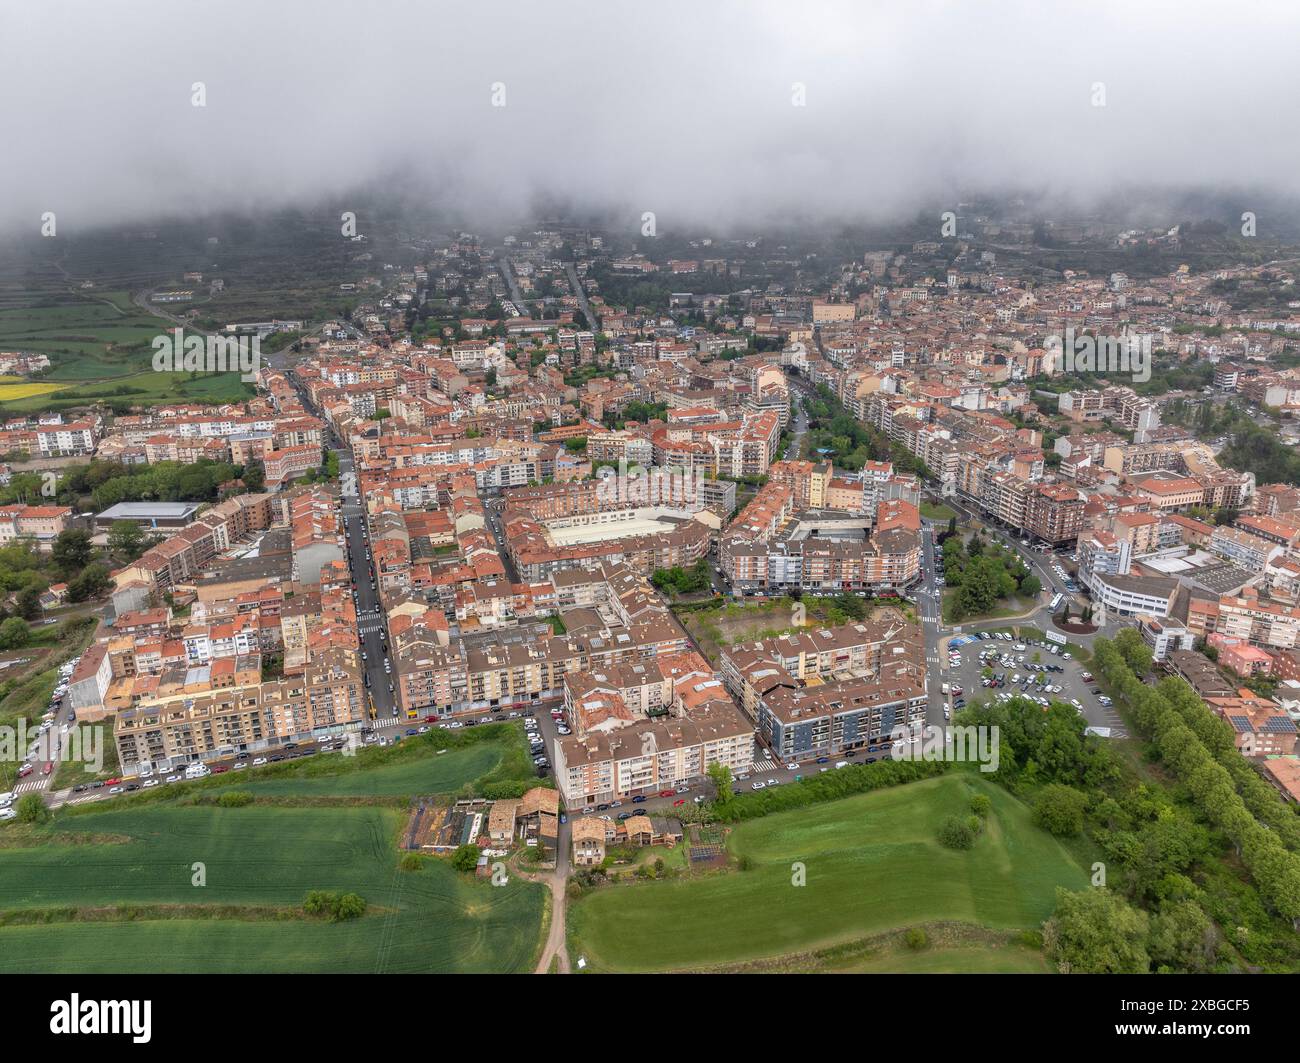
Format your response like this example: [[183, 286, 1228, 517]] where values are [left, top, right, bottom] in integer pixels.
[[268, 350, 398, 722], [564, 261, 599, 333]]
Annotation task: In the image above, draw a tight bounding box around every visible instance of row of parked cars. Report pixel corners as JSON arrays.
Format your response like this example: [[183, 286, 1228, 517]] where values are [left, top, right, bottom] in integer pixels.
[[526, 715, 549, 777]]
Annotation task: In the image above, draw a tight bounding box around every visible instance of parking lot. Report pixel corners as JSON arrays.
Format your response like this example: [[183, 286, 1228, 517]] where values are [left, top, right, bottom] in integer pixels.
[[939, 631, 1128, 737]]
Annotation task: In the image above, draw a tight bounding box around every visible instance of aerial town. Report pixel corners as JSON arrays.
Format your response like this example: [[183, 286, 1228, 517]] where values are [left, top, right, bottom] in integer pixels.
[[1, 2, 1297, 1029], [3, 213, 1300, 990]]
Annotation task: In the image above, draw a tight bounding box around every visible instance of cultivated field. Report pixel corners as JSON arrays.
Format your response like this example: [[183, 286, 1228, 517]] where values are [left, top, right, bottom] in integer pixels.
[[0, 804, 544, 973], [0, 382, 70, 401], [0, 292, 252, 412], [567, 774, 1086, 972]]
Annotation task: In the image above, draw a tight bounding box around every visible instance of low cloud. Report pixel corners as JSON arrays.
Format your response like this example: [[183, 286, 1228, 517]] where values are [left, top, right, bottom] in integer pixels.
[[2, 0, 1297, 236]]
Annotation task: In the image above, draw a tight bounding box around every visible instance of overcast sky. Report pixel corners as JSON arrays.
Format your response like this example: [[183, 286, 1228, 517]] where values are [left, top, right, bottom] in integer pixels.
[[1, 0, 1297, 236]]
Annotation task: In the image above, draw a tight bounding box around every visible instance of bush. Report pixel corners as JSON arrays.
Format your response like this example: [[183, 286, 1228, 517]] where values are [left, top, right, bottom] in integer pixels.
[[335, 893, 366, 921], [303, 889, 367, 922], [904, 927, 929, 951], [399, 852, 423, 871], [15, 792, 47, 824], [937, 814, 978, 850], [0, 617, 30, 650], [216, 790, 253, 807], [1033, 783, 1088, 837], [450, 843, 481, 873], [714, 757, 946, 822], [970, 793, 992, 819]]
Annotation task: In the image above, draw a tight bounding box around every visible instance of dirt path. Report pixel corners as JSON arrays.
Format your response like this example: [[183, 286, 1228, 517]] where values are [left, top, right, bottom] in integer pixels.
[[516, 820, 572, 974], [534, 871, 571, 974]]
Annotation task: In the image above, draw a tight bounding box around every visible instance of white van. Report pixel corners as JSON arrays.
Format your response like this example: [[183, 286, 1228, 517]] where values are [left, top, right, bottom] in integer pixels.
[[184, 762, 211, 780]]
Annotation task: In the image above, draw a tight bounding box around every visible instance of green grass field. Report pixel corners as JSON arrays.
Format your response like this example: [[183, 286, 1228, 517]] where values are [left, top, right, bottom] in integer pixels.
[[920, 501, 958, 522], [212, 742, 505, 797], [0, 293, 253, 411], [568, 774, 1086, 972], [0, 804, 544, 973]]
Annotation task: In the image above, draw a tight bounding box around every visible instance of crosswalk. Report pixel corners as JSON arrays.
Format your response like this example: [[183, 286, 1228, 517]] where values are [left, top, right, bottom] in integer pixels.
[[13, 777, 49, 794], [359, 621, 386, 636]]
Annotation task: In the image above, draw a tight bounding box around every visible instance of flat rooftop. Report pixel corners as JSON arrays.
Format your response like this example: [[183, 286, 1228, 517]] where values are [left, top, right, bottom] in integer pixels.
[[97, 501, 200, 520], [547, 515, 678, 547]]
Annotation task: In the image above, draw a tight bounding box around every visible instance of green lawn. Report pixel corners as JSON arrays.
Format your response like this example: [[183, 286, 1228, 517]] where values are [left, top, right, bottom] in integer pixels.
[[0, 804, 544, 973], [568, 774, 1086, 972], [50, 721, 121, 791], [920, 501, 958, 522], [213, 742, 505, 797]]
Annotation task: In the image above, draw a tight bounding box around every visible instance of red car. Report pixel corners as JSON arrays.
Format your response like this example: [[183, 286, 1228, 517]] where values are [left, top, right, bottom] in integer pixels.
[[424, 715, 438, 723], [673, 798, 686, 806], [658, 789, 676, 798], [104, 777, 121, 786], [17, 765, 33, 778], [211, 765, 230, 774], [42, 762, 52, 776]]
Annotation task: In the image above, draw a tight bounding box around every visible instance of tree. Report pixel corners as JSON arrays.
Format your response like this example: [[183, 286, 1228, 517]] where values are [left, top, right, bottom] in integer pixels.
[[67, 563, 111, 603], [1043, 887, 1150, 973], [450, 843, 481, 872], [107, 520, 145, 562], [302, 889, 366, 921], [14, 586, 42, 621], [1148, 900, 1220, 973], [15, 792, 47, 824], [1033, 783, 1088, 836], [242, 462, 265, 492], [1114, 628, 1154, 677], [0, 617, 30, 650], [706, 761, 734, 804], [51, 528, 93, 576]]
